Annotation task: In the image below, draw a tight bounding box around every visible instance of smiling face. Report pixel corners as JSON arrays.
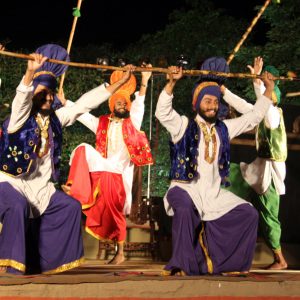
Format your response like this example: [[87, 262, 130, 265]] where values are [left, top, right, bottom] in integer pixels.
[[198, 94, 219, 123], [32, 84, 55, 115], [113, 98, 130, 119]]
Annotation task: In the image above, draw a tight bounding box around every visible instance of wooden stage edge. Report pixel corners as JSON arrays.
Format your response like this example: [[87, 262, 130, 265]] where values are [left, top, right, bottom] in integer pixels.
[[1, 260, 300, 299]]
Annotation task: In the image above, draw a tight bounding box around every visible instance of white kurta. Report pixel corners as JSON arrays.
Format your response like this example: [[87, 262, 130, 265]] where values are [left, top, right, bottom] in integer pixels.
[[0, 78, 112, 216], [69, 91, 145, 215], [223, 83, 286, 195], [155, 89, 271, 221]]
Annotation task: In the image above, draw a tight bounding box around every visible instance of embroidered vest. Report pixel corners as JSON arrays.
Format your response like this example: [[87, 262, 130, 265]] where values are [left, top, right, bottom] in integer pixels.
[[169, 118, 230, 186], [0, 113, 62, 180], [256, 108, 287, 162], [95, 114, 153, 166]]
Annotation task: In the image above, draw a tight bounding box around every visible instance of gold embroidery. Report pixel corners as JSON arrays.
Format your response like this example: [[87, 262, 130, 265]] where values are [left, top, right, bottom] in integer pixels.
[[197, 121, 217, 164], [42, 257, 85, 275], [33, 71, 55, 79], [0, 259, 26, 272], [35, 115, 50, 157], [199, 222, 213, 274]]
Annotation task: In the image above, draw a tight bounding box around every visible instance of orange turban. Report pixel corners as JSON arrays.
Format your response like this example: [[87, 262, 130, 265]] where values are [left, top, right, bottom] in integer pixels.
[[109, 90, 131, 112], [109, 70, 137, 112]]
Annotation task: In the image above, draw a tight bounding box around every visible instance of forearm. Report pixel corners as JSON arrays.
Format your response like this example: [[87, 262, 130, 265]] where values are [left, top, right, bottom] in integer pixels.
[[253, 81, 265, 99], [164, 81, 177, 96], [130, 93, 145, 129], [23, 68, 35, 86]]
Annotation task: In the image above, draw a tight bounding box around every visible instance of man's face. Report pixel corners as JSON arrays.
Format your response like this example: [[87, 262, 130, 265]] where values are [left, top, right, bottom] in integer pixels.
[[198, 95, 219, 123], [113, 98, 129, 118], [33, 85, 54, 115]]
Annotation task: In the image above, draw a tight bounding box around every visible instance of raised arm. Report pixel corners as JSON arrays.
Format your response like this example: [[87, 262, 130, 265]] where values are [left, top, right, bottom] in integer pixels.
[[224, 71, 274, 139], [222, 86, 254, 114], [56, 65, 135, 128], [8, 53, 48, 133], [155, 66, 188, 142], [130, 62, 152, 129]]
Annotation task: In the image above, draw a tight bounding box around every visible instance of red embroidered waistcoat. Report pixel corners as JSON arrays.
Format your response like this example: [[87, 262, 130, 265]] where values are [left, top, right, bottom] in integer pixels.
[[95, 115, 153, 167]]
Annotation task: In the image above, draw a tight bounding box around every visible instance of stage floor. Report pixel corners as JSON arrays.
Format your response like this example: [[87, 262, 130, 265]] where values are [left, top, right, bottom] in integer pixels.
[[1, 260, 300, 299]]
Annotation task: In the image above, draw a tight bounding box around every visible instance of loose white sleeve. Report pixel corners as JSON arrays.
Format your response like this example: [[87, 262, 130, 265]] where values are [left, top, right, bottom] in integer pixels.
[[130, 91, 145, 130], [7, 78, 34, 133], [55, 84, 111, 128], [65, 100, 99, 133], [224, 94, 272, 140], [223, 88, 253, 114], [155, 89, 188, 143], [253, 82, 280, 129]]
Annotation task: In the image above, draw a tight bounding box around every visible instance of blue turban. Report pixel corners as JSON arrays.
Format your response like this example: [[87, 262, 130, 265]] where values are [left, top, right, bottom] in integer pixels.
[[32, 44, 70, 110], [194, 57, 230, 118], [192, 81, 221, 111], [198, 56, 230, 85]]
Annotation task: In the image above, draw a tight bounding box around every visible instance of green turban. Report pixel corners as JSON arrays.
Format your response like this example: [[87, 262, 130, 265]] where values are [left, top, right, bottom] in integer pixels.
[[264, 65, 281, 104]]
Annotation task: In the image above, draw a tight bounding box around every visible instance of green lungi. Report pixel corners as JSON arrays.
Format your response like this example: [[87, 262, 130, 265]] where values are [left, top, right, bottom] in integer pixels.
[[225, 163, 281, 251]]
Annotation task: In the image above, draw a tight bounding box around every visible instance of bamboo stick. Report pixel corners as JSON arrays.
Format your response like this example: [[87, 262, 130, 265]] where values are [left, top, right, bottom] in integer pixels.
[[227, 0, 271, 64], [59, 0, 83, 94], [286, 91, 300, 98], [1, 49, 299, 81]]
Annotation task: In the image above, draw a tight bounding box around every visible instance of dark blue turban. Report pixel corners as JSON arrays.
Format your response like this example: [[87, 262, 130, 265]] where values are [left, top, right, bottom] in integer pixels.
[[32, 44, 70, 110]]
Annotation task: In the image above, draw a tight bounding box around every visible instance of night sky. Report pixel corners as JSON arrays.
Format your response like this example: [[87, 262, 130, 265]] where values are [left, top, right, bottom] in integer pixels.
[[0, 0, 265, 51]]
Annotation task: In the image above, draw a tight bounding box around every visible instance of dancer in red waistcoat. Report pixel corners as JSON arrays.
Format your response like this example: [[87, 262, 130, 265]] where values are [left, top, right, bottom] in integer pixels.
[[63, 64, 153, 264]]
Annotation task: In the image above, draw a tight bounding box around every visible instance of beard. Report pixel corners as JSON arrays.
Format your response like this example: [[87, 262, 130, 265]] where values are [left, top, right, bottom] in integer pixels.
[[198, 108, 218, 124], [113, 109, 130, 119], [38, 108, 53, 116], [31, 91, 54, 116]]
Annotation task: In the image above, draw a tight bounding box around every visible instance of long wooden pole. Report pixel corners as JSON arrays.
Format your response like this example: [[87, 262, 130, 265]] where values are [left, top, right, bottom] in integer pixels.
[[1, 49, 299, 81], [286, 91, 300, 98], [58, 0, 83, 94], [227, 0, 272, 65]]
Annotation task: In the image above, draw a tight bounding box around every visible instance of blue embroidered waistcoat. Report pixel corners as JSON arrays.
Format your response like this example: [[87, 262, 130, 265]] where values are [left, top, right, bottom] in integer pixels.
[[169, 118, 231, 186], [0, 113, 62, 181]]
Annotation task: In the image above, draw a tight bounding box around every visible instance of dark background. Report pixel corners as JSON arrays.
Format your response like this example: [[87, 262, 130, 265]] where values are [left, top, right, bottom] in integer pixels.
[[0, 0, 265, 50]]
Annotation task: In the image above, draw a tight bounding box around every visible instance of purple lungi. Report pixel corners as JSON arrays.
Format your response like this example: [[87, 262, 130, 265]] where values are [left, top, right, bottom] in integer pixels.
[[164, 186, 258, 275], [0, 182, 84, 274]]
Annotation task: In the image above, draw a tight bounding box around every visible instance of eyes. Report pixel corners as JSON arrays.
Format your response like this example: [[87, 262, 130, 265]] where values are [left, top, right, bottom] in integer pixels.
[[201, 96, 218, 106], [115, 100, 127, 108]]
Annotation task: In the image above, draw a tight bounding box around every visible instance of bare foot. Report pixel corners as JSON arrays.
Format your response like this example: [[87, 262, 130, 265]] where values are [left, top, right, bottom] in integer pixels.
[[266, 250, 288, 270], [173, 270, 186, 276], [106, 253, 125, 265], [162, 268, 186, 276], [266, 261, 288, 270], [0, 266, 7, 273], [61, 184, 71, 194]]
